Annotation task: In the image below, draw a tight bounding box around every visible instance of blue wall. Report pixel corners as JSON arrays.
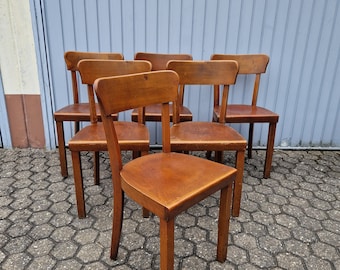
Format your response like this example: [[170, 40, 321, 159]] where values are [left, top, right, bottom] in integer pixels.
[[33, 0, 340, 148]]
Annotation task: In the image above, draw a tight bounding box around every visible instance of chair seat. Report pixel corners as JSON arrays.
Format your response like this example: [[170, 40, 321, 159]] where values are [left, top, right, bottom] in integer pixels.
[[54, 103, 118, 121], [131, 104, 192, 122], [68, 122, 149, 151], [214, 104, 279, 123], [121, 152, 236, 219], [170, 122, 247, 151], [54, 103, 100, 121]]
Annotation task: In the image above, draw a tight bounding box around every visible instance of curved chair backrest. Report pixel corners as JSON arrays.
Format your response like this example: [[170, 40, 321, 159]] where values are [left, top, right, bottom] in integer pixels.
[[211, 54, 269, 106], [167, 60, 239, 123], [64, 51, 124, 103], [95, 70, 179, 167], [135, 52, 192, 71], [77, 60, 152, 123]]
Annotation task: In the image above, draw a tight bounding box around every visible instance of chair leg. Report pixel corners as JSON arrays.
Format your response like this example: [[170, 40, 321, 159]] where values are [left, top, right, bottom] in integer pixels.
[[142, 207, 150, 218], [56, 121, 68, 177], [214, 151, 223, 163], [74, 120, 80, 133], [217, 183, 233, 262], [93, 151, 100, 185], [232, 149, 245, 217], [264, 122, 277, 178], [132, 151, 141, 159], [110, 190, 124, 260], [71, 150, 86, 218], [248, 123, 254, 159], [160, 218, 175, 270]]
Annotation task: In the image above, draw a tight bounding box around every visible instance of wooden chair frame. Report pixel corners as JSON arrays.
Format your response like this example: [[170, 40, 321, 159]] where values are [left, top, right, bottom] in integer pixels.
[[211, 54, 279, 178], [95, 70, 237, 269], [167, 60, 247, 217], [54, 51, 123, 177], [68, 60, 152, 218]]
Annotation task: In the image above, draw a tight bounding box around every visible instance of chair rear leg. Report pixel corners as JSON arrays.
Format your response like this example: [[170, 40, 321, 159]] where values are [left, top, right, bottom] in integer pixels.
[[214, 151, 223, 163], [217, 183, 233, 262], [248, 123, 254, 159], [160, 218, 175, 270], [140, 150, 151, 218], [74, 120, 80, 133], [93, 151, 100, 185]]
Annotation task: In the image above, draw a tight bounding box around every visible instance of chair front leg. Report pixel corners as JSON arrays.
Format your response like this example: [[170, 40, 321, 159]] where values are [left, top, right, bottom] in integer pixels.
[[264, 122, 277, 178], [160, 217, 175, 270], [232, 149, 245, 217], [71, 150, 86, 218], [217, 183, 233, 262], [56, 121, 68, 177]]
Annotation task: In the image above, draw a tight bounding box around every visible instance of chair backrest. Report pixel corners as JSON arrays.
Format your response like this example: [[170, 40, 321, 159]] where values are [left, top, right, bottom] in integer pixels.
[[94, 71, 179, 180], [166, 60, 239, 123], [211, 54, 269, 106], [77, 60, 152, 123], [135, 52, 192, 71], [64, 51, 124, 103], [135, 52, 192, 105]]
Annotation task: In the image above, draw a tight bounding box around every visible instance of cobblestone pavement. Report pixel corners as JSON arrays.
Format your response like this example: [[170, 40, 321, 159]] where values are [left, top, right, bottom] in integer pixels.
[[0, 148, 339, 269]]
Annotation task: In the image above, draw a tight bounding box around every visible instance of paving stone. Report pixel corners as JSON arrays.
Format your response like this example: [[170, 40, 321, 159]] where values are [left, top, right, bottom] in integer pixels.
[[29, 223, 54, 240], [54, 259, 82, 270], [276, 252, 305, 270], [51, 241, 78, 260], [2, 252, 32, 270], [0, 149, 339, 269], [73, 228, 99, 245], [0, 250, 5, 264], [27, 238, 54, 257], [51, 226, 76, 242], [77, 243, 104, 263], [26, 255, 56, 270]]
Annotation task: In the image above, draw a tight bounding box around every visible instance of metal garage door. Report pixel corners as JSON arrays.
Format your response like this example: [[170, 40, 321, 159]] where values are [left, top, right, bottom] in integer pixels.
[[31, 0, 340, 149]]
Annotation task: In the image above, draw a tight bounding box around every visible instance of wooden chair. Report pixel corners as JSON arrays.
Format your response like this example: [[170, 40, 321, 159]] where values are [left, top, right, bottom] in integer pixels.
[[54, 51, 123, 178], [211, 54, 279, 178], [167, 60, 247, 217], [68, 60, 152, 218], [94, 70, 237, 269], [131, 52, 193, 123]]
